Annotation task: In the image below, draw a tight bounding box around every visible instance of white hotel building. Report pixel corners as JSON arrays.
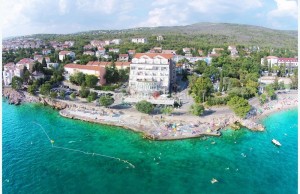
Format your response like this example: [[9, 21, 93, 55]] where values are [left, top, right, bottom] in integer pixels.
[[129, 53, 176, 97]]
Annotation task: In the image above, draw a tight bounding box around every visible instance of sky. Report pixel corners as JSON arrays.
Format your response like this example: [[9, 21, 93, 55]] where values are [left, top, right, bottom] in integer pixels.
[[2, 0, 298, 38]]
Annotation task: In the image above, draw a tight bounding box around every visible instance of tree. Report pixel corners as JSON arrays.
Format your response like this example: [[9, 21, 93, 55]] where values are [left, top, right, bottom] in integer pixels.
[[39, 83, 51, 95], [23, 67, 31, 83], [27, 85, 36, 95], [189, 77, 213, 103], [279, 81, 285, 90], [11, 76, 23, 90], [85, 75, 98, 88], [161, 106, 174, 115], [99, 95, 114, 107], [227, 96, 251, 118], [194, 60, 207, 74], [291, 68, 298, 89], [105, 64, 119, 84], [70, 72, 86, 86], [135, 100, 154, 114], [50, 91, 58, 99], [59, 90, 66, 99], [219, 70, 223, 92], [79, 86, 90, 98], [41, 57, 47, 68], [273, 77, 279, 90], [70, 92, 76, 99], [32, 61, 44, 72], [265, 84, 276, 99], [189, 104, 205, 116], [87, 91, 97, 102], [259, 94, 267, 105]]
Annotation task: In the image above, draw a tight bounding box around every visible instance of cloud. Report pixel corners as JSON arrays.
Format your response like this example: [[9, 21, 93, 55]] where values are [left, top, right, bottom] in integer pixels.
[[187, 0, 263, 14], [59, 0, 69, 15], [1, 0, 298, 37], [268, 0, 298, 19], [139, 5, 189, 27], [76, 0, 116, 14]]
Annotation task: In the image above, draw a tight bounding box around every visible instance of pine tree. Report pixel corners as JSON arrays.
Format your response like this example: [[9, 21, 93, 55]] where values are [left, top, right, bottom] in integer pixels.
[[219, 70, 223, 92]]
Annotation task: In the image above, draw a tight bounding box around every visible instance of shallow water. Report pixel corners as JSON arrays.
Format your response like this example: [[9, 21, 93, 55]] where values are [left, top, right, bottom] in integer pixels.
[[3, 101, 298, 194]]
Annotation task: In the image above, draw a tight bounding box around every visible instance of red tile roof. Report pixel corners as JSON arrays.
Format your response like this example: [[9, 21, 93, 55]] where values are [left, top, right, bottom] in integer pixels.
[[134, 53, 174, 59], [266, 56, 278, 59], [86, 61, 130, 67], [59, 51, 74, 55], [119, 54, 129, 57], [17, 58, 34, 64], [278, 58, 298, 62], [64, 63, 104, 71]]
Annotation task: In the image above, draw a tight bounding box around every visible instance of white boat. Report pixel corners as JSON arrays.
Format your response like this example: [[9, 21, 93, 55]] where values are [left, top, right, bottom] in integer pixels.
[[272, 139, 281, 146], [211, 178, 218, 184]]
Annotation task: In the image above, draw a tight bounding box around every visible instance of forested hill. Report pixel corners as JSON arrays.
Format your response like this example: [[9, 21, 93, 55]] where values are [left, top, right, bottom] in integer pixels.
[[22, 22, 297, 50]]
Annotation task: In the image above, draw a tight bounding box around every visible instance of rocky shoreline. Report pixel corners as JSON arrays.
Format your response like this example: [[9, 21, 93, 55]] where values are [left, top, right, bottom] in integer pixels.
[[3, 87, 269, 140]]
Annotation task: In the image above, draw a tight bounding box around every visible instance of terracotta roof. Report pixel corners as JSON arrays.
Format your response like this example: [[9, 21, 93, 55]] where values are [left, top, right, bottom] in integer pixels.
[[17, 58, 34, 64], [119, 54, 128, 57], [59, 50, 74, 55], [266, 56, 278, 59], [4, 62, 15, 67], [278, 58, 298, 62], [86, 61, 130, 67], [162, 50, 176, 54], [134, 53, 174, 59], [64, 63, 105, 72]]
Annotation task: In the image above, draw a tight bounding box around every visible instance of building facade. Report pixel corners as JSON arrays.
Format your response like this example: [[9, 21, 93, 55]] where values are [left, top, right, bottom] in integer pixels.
[[64, 63, 106, 85], [59, 51, 76, 61], [261, 56, 298, 68], [129, 53, 176, 97], [131, 38, 147, 44]]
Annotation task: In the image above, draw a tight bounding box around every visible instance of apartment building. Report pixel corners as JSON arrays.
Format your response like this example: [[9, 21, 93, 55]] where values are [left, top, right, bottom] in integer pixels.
[[129, 53, 176, 96]]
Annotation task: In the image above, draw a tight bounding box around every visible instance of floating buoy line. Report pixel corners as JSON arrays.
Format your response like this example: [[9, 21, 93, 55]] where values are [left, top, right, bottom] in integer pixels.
[[32, 122, 135, 168]]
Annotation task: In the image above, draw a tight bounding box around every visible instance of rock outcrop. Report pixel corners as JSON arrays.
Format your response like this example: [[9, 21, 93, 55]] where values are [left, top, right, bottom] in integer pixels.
[[3, 88, 24, 105]]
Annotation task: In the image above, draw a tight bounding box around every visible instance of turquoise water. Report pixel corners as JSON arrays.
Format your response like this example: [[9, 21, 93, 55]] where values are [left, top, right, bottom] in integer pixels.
[[3, 101, 298, 194]]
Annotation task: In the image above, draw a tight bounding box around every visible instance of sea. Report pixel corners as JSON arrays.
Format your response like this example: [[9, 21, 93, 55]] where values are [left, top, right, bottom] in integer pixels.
[[2, 100, 298, 194]]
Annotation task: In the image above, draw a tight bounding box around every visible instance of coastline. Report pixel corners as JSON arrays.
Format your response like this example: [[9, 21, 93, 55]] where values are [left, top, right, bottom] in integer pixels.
[[3, 87, 298, 140]]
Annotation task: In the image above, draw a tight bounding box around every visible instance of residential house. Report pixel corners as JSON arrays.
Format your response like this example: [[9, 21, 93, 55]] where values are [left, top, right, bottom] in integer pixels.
[[16, 58, 35, 72], [83, 44, 94, 50], [109, 48, 119, 53], [64, 63, 106, 85], [86, 61, 130, 70], [42, 49, 51, 55], [111, 39, 122, 45], [90, 40, 105, 47], [3, 63, 24, 86], [33, 55, 43, 61], [83, 51, 95, 56], [96, 48, 106, 58], [104, 40, 111, 45], [119, 54, 129, 62], [59, 51, 75, 61], [153, 47, 162, 53], [31, 71, 45, 80], [228, 45, 238, 56], [128, 50, 136, 57], [157, 35, 164, 41], [131, 38, 147, 44], [198, 50, 204, 56], [128, 53, 176, 97], [162, 50, 176, 55], [64, 41, 75, 47], [47, 63, 59, 69], [261, 56, 298, 68], [182, 48, 191, 54], [211, 48, 224, 55]]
